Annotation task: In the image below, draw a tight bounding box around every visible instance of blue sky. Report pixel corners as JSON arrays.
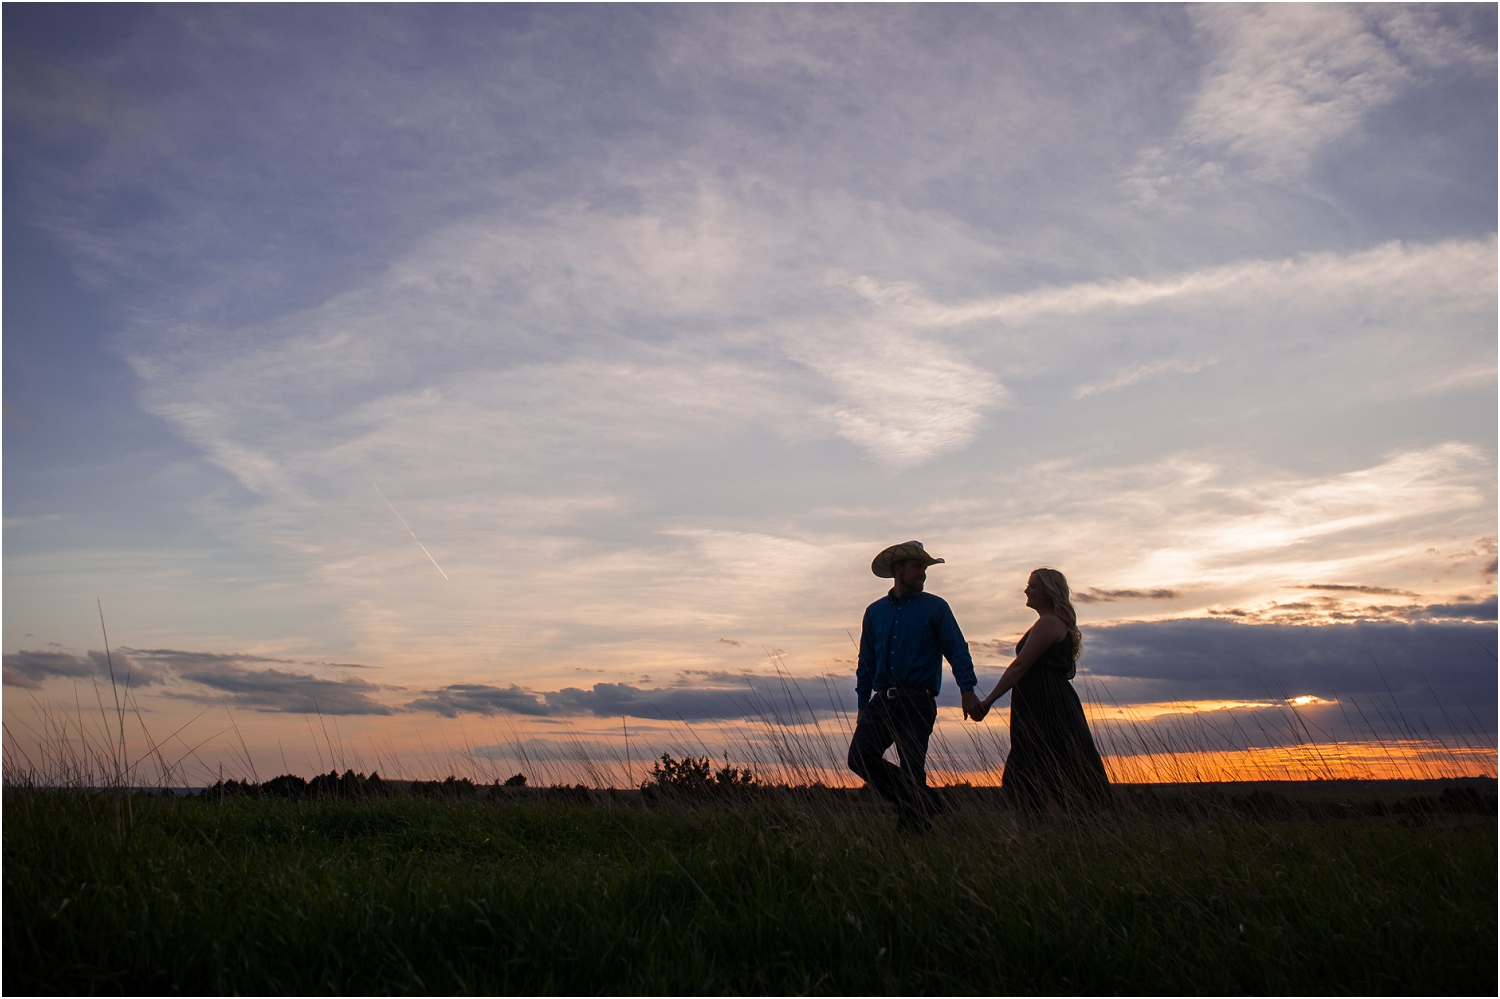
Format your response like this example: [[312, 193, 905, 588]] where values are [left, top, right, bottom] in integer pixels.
[[4, 5, 1495, 779]]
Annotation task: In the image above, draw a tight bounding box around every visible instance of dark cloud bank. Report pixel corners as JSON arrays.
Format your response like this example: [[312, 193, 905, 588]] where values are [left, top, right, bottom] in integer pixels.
[[7, 619, 1494, 736], [1078, 619, 1497, 739], [2, 647, 392, 715], [414, 619, 1497, 735], [408, 674, 844, 723], [3, 648, 174, 689]]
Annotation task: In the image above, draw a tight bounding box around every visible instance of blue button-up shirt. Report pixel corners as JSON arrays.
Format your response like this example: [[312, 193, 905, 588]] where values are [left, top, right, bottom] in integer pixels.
[[856, 589, 977, 710]]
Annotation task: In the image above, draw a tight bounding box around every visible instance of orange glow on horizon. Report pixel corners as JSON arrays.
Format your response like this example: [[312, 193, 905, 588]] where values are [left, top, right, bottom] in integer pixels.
[[4, 693, 1493, 789], [820, 741, 1497, 788], [939, 741, 1498, 786]]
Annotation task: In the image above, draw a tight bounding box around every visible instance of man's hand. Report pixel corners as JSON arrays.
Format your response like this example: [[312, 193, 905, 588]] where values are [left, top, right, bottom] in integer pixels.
[[961, 689, 983, 721]]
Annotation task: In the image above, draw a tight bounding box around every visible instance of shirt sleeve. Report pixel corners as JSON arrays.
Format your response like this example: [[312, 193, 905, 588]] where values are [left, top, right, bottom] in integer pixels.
[[938, 603, 977, 693], [855, 608, 876, 710]]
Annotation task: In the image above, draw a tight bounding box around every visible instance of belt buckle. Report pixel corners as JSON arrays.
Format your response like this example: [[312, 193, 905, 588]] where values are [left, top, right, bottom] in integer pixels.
[[884, 687, 898, 700]]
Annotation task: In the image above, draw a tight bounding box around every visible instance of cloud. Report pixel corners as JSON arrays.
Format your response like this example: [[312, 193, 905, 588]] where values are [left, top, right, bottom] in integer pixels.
[[1291, 584, 1418, 596], [549, 681, 765, 722], [2, 649, 171, 689], [662, 529, 836, 594], [3, 650, 102, 689], [2, 645, 391, 715], [1181, 6, 1410, 180], [3, 53, 155, 137], [405, 684, 554, 718], [1127, 4, 1493, 195], [931, 442, 1494, 636], [117, 647, 296, 668], [113, 225, 1489, 679], [397, 619, 1497, 742], [408, 672, 848, 722], [1073, 359, 1215, 399], [1200, 595, 1496, 627], [969, 638, 1016, 661], [1074, 587, 1181, 604], [131, 181, 1018, 485], [791, 324, 1009, 467], [1409, 596, 1498, 622], [170, 665, 393, 715], [855, 238, 1493, 331], [1082, 618, 1497, 718], [1127, 443, 1489, 581]]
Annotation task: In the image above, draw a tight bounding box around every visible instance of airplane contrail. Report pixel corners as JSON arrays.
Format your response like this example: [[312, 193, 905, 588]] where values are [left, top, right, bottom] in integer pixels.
[[369, 479, 450, 581]]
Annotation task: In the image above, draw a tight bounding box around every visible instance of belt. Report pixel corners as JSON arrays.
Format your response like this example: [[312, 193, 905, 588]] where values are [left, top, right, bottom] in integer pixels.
[[876, 687, 935, 700]]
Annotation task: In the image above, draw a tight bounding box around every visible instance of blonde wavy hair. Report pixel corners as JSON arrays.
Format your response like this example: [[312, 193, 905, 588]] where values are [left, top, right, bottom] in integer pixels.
[[1030, 567, 1082, 661]]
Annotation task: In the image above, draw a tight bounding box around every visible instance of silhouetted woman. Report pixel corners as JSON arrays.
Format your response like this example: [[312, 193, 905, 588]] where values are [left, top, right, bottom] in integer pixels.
[[971, 568, 1109, 814]]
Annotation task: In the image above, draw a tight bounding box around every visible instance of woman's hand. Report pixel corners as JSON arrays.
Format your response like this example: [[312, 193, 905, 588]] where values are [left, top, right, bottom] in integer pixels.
[[968, 699, 991, 722]]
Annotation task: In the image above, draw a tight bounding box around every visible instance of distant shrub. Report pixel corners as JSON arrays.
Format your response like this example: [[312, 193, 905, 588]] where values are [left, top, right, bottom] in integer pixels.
[[640, 754, 758, 797], [204, 770, 387, 801], [410, 776, 477, 799], [309, 770, 388, 799], [502, 773, 527, 787], [204, 777, 258, 799], [263, 774, 309, 798], [712, 764, 758, 790]]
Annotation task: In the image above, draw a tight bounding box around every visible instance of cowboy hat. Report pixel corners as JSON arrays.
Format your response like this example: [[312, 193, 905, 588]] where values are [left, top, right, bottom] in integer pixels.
[[871, 540, 945, 578]]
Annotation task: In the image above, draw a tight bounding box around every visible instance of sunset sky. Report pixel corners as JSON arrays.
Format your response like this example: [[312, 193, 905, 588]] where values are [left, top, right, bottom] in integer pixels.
[[4, 4, 1495, 784]]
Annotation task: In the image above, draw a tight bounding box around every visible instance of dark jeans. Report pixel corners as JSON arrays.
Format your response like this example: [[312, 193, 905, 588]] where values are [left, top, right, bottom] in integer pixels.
[[847, 693, 938, 825]]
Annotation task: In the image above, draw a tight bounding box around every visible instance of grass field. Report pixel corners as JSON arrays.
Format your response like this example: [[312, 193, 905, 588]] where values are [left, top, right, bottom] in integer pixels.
[[5, 781, 1494, 995]]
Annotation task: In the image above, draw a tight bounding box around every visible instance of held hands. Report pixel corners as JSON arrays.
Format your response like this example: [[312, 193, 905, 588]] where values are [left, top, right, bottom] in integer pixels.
[[961, 690, 985, 722]]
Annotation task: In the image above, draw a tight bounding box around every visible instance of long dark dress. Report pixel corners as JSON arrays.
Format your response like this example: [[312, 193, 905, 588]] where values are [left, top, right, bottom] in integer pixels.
[[1002, 631, 1110, 811]]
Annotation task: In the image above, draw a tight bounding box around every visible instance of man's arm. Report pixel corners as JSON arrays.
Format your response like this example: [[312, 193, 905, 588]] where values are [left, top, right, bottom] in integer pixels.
[[937, 603, 981, 718], [855, 610, 875, 712]]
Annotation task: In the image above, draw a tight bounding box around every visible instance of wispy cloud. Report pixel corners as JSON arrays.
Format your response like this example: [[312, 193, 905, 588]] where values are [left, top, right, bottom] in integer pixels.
[[852, 239, 1493, 330], [1127, 4, 1494, 196], [792, 326, 1009, 467], [1073, 359, 1214, 399], [1203, 595, 1497, 628], [1291, 584, 1418, 597], [1074, 588, 1182, 604], [1177, 6, 1410, 181]]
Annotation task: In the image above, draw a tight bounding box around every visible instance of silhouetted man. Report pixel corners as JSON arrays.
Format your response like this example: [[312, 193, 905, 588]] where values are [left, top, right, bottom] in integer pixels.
[[848, 540, 980, 831]]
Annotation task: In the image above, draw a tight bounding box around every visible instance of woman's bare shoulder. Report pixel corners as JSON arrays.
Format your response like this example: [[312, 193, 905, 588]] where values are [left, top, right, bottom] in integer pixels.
[[1033, 613, 1067, 641]]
